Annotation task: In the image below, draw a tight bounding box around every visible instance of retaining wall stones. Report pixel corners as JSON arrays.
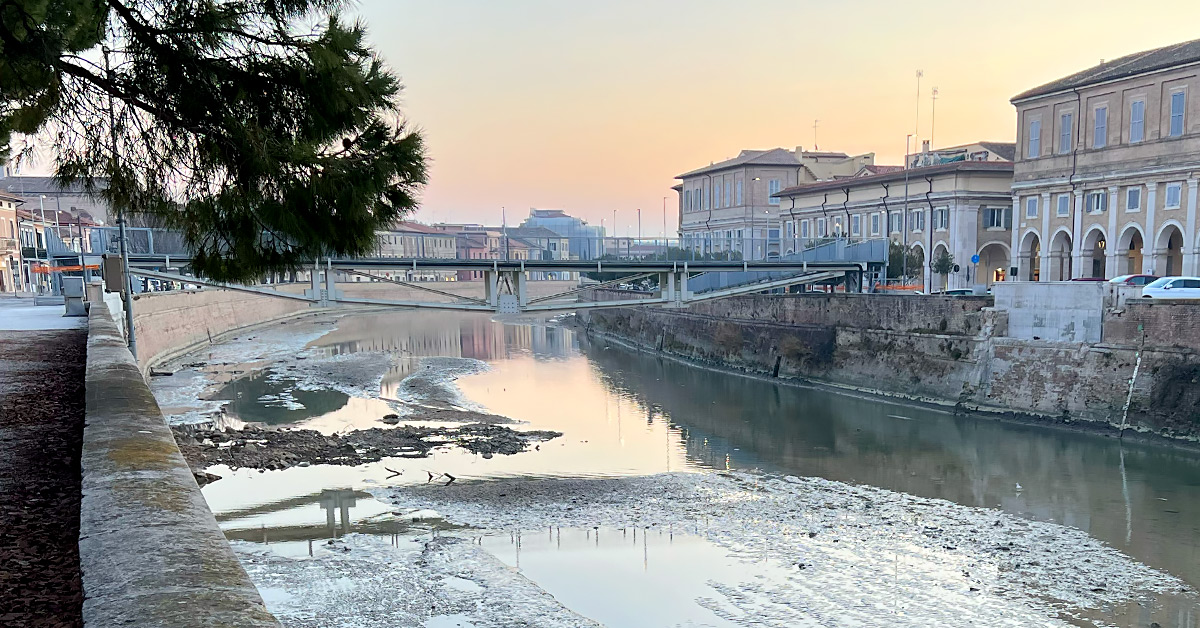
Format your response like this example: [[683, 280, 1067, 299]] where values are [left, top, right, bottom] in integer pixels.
[[81, 302, 280, 627], [581, 292, 1200, 443]]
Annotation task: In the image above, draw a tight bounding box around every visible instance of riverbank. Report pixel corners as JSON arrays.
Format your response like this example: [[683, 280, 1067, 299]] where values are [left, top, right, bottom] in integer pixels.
[[576, 291, 1200, 447]]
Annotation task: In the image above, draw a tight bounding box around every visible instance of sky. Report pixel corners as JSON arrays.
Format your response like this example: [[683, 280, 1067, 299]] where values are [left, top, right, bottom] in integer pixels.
[[348, 0, 1200, 235]]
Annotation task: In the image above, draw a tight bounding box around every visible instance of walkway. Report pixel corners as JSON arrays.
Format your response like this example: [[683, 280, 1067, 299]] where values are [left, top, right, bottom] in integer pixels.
[[0, 300, 87, 627]]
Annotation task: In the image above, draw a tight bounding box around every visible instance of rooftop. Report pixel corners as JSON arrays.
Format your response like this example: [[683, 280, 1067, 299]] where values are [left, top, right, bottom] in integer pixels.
[[676, 148, 801, 179], [1012, 38, 1200, 102], [774, 161, 1014, 198]]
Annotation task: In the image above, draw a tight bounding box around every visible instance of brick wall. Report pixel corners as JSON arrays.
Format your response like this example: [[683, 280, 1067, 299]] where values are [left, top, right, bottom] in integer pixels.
[[1103, 300, 1200, 351]]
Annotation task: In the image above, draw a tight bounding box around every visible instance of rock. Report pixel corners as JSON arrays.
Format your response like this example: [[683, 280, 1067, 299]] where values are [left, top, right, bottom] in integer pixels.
[[193, 471, 222, 487], [381, 414, 402, 425]]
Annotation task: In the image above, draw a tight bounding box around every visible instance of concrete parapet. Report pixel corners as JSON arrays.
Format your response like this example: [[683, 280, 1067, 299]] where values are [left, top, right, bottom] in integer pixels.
[[80, 302, 280, 627]]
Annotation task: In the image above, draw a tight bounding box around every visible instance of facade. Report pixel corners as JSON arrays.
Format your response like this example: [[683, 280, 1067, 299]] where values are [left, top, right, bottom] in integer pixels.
[[373, 222, 457, 281], [907, 141, 1015, 168], [1011, 38, 1200, 281], [518, 208, 603, 259], [676, 147, 876, 259], [0, 193, 23, 292], [0, 173, 110, 225], [773, 160, 1015, 291]]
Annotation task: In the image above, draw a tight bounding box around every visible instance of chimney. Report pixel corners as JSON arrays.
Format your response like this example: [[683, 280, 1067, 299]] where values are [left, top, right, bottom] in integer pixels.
[[922, 140, 931, 153]]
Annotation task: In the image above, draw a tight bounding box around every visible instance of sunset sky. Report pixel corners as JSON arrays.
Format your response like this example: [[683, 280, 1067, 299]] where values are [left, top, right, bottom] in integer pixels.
[[350, 1, 1200, 235]]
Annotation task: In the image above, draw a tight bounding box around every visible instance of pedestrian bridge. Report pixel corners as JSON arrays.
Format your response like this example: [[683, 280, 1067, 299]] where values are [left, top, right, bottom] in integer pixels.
[[129, 257, 866, 314]]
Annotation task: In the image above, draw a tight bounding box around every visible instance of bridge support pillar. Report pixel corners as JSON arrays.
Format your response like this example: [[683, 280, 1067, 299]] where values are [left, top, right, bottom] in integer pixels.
[[483, 269, 527, 313], [662, 270, 691, 308]]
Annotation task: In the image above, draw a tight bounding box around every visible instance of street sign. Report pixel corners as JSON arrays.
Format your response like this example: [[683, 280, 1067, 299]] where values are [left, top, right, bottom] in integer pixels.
[[971, 254, 980, 264]]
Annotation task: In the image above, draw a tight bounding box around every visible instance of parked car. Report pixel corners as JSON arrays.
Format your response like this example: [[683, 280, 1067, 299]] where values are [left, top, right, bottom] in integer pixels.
[[933, 288, 982, 296], [1068, 277, 1107, 282], [1141, 276, 1200, 299], [1109, 274, 1160, 286]]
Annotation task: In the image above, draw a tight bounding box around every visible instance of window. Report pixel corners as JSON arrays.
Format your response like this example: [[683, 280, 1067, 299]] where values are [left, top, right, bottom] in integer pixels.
[[833, 217, 843, 235], [1086, 190, 1107, 213], [1170, 91, 1185, 138], [851, 214, 861, 236], [984, 207, 1008, 229], [1126, 187, 1141, 212], [1094, 106, 1108, 148], [888, 212, 902, 234], [1130, 100, 1145, 142], [1059, 112, 1073, 153], [736, 180, 743, 205], [714, 180, 723, 208], [1025, 197, 1038, 219], [1056, 194, 1070, 217], [1028, 119, 1041, 157], [1166, 182, 1182, 209], [933, 207, 949, 230], [684, 190, 691, 212], [816, 217, 827, 237], [871, 213, 880, 236], [800, 219, 810, 238], [911, 210, 925, 232], [724, 179, 732, 207], [768, 179, 781, 205], [705, 183, 710, 210]]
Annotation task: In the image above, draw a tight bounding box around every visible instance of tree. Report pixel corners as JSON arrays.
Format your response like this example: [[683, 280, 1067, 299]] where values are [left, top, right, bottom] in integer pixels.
[[0, 0, 427, 281], [932, 249, 955, 289], [886, 241, 924, 280]]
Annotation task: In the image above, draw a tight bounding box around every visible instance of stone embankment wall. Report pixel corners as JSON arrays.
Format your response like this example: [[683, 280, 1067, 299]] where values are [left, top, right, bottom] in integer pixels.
[[82, 302, 280, 627], [580, 292, 1200, 443]]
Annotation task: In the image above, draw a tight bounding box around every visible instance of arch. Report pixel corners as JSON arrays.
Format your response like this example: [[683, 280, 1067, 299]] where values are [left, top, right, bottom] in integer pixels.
[[1081, 225, 1108, 278], [1116, 223, 1145, 275], [930, 242, 950, 291], [977, 241, 1010, 285], [1154, 220, 1185, 276], [1019, 229, 1042, 281], [908, 241, 927, 291], [1048, 228, 1073, 281]]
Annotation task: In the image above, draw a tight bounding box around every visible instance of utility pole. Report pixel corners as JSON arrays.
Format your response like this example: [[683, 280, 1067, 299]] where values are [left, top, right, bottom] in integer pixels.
[[903, 134, 912, 287], [104, 46, 137, 357], [931, 87, 939, 148], [637, 208, 642, 242], [812, 119, 820, 150], [914, 70, 923, 146]]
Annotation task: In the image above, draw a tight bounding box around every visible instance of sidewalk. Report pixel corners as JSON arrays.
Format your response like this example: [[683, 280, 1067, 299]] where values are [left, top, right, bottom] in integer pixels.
[[0, 300, 86, 627]]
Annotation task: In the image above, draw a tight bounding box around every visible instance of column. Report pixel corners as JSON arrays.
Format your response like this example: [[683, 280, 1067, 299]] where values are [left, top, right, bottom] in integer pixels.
[[1039, 192, 1051, 281], [1105, 186, 1120, 277], [1185, 178, 1199, 275], [925, 208, 934, 293], [956, 203, 978, 290], [1071, 190, 1085, 278], [1009, 195, 1021, 281], [1143, 182, 1157, 275]]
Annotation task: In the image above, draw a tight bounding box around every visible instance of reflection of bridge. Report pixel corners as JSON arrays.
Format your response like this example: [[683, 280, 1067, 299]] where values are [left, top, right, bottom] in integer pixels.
[[128, 256, 871, 314]]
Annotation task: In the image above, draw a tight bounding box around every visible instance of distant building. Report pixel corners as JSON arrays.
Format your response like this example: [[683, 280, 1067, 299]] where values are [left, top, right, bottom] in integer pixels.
[[773, 160, 1015, 291], [907, 141, 1016, 169], [1011, 38, 1200, 280], [0, 192, 23, 292], [371, 222, 456, 281], [676, 147, 876, 259], [519, 208, 604, 259], [0, 172, 109, 226]]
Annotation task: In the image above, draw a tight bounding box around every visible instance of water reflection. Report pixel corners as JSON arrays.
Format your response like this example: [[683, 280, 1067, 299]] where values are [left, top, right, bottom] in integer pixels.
[[579, 335, 1200, 595]]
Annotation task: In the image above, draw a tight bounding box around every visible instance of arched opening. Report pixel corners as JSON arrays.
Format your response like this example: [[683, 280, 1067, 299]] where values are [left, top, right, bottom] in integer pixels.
[[909, 243, 927, 291], [1049, 230, 1073, 281], [1019, 231, 1041, 281], [1117, 226, 1144, 275], [1154, 224, 1184, 277], [1081, 227, 1107, 279], [977, 242, 1009, 285], [931, 243, 949, 291]]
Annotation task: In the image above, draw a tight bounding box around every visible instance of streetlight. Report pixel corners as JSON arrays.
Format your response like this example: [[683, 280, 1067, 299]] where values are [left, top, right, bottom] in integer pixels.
[[903, 134, 912, 287]]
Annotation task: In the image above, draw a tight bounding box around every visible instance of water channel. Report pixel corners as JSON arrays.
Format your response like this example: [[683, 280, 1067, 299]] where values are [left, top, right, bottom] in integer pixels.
[[150, 309, 1200, 627]]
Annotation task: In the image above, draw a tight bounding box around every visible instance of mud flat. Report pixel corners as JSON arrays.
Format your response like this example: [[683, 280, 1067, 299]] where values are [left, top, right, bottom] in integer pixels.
[[174, 422, 561, 482]]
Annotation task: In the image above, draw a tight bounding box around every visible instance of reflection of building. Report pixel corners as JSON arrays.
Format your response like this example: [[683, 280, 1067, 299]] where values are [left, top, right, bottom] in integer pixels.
[[773, 160, 1015, 290], [676, 148, 876, 259], [1011, 38, 1200, 280]]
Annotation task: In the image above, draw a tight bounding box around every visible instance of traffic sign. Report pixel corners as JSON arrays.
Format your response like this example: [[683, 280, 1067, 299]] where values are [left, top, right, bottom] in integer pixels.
[[971, 254, 980, 264]]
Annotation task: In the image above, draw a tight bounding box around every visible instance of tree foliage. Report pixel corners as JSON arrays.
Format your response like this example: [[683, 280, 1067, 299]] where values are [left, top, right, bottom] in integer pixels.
[[0, 0, 427, 281], [886, 241, 924, 280], [932, 249, 955, 276]]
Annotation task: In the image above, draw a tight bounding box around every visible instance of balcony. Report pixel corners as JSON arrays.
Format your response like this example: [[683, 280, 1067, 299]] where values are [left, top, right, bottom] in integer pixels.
[[0, 237, 16, 254]]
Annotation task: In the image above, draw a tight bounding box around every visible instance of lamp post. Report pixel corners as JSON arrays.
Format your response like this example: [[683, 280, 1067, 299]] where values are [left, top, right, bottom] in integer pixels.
[[903, 134, 912, 286]]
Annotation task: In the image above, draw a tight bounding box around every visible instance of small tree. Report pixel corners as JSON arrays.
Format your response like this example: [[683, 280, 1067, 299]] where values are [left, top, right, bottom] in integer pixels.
[[932, 249, 955, 290], [886, 241, 925, 281]]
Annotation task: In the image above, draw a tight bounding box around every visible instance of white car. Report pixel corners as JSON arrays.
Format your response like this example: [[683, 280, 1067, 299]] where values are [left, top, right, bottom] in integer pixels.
[[1141, 276, 1200, 299]]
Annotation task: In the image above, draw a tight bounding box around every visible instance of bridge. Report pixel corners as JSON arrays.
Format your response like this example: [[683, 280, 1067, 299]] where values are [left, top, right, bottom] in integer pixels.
[[60, 230, 889, 314]]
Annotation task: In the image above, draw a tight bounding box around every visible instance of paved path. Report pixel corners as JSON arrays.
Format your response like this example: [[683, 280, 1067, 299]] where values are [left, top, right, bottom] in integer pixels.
[[0, 323, 86, 627], [0, 299, 86, 331]]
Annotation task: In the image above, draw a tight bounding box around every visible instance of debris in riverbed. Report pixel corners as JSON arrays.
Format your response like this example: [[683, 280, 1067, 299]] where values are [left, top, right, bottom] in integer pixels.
[[172, 423, 561, 479]]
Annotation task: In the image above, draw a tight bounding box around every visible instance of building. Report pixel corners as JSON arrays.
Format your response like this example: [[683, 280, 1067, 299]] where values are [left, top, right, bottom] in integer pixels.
[[372, 222, 457, 281], [907, 141, 1016, 168], [773, 160, 1015, 291], [518, 209, 604, 260], [676, 147, 876, 259], [0, 192, 23, 292], [1010, 38, 1200, 281], [0, 173, 109, 226]]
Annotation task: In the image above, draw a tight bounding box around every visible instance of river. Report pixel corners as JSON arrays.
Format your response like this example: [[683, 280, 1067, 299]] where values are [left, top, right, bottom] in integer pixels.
[[150, 308, 1200, 628]]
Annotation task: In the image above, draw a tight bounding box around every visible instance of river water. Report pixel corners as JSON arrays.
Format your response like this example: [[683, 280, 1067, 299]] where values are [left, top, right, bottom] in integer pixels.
[[150, 309, 1200, 627]]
